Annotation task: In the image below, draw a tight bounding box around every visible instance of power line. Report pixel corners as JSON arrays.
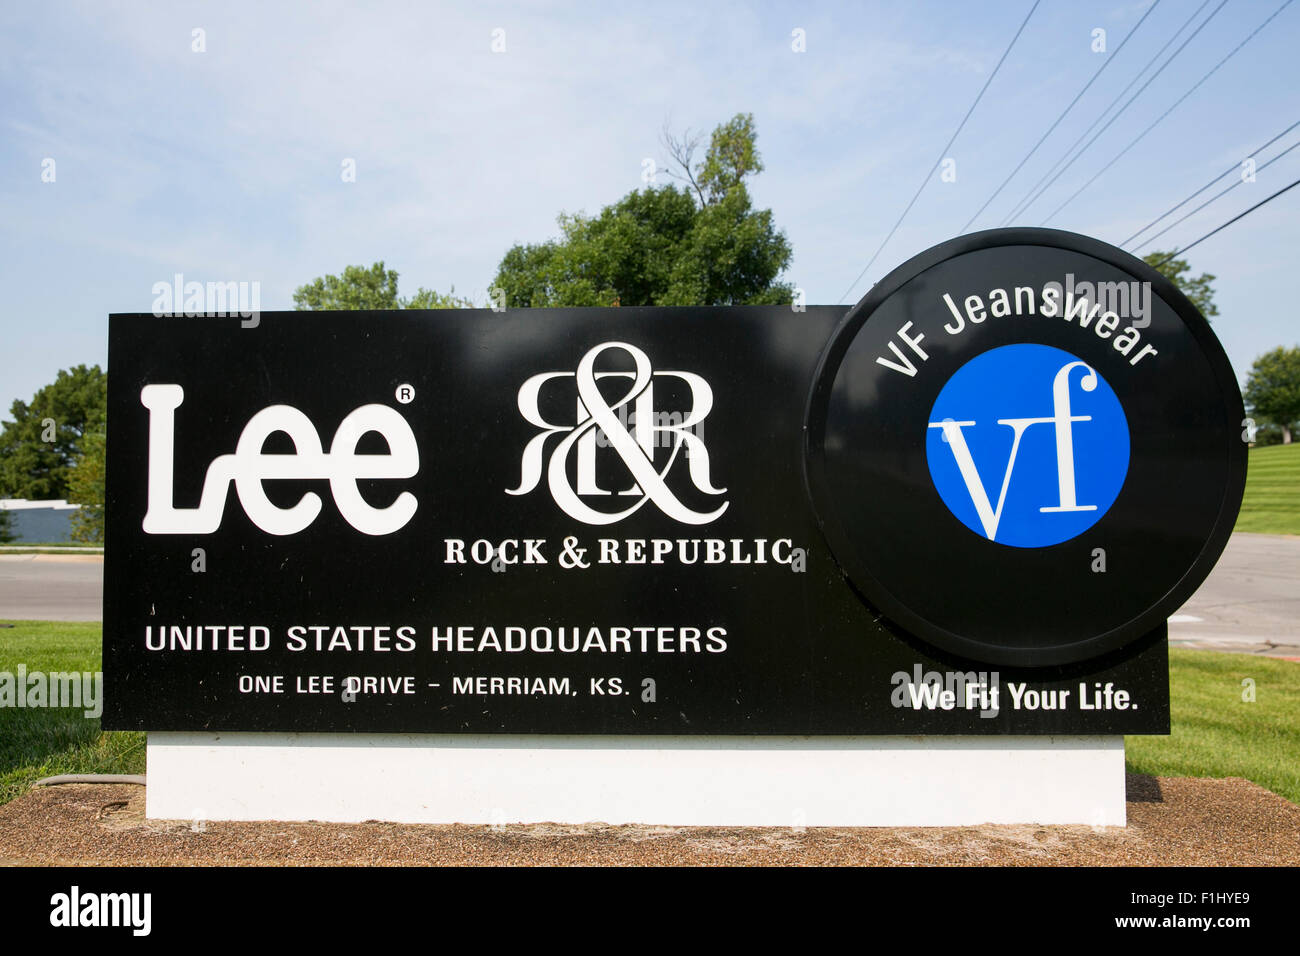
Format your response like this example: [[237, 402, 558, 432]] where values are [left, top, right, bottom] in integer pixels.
[[1042, 0, 1294, 225], [1135, 137, 1300, 251], [1147, 174, 1300, 269], [998, 0, 1219, 226], [959, 0, 1163, 234], [1008, 0, 1227, 224], [999, 0, 1215, 225], [839, 0, 1041, 304], [1120, 118, 1300, 247]]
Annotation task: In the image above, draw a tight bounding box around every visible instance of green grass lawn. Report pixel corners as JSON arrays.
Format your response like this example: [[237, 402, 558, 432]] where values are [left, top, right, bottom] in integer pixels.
[[1, 625, 1296, 808], [0, 543, 103, 555], [0, 621, 144, 805], [1126, 648, 1300, 803], [1236, 443, 1300, 535]]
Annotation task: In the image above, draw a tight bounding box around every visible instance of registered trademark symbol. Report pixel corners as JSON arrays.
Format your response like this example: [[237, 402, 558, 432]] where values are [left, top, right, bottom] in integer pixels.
[[395, 383, 415, 404]]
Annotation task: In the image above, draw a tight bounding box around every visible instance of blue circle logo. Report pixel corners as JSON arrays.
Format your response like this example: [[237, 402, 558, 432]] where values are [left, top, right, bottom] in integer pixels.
[[926, 344, 1129, 548]]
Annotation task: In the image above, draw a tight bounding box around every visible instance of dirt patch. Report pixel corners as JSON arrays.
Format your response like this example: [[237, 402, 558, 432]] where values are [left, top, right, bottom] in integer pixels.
[[0, 774, 1295, 866]]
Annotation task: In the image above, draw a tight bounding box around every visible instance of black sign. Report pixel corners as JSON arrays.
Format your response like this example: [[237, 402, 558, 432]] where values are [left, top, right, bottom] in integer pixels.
[[103, 229, 1244, 734]]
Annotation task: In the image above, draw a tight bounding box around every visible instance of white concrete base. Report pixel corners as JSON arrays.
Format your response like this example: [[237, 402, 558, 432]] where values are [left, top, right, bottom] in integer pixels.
[[145, 733, 1126, 826]]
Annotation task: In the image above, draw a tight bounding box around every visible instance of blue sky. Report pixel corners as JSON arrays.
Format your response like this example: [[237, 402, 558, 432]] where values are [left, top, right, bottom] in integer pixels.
[[1, 0, 1297, 413]]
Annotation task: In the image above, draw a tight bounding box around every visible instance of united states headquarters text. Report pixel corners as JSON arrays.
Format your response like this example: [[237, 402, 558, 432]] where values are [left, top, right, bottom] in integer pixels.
[[141, 624, 728, 654]]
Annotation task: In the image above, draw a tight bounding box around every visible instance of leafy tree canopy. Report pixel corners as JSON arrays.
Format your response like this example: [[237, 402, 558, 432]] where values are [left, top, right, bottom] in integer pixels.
[[0, 364, 107, 501], [1142, 252, 1219, 321], [293, 261, 472, 310], [1245, 345, 1300, 444], [68, 429, 106, 543], [491, 113, 794, 308]]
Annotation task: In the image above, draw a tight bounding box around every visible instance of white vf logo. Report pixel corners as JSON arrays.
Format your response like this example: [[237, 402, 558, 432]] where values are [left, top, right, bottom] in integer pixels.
[[508, 341, 727, 525], [928, 360, 1108, 542], [141, 385, 419, 536]]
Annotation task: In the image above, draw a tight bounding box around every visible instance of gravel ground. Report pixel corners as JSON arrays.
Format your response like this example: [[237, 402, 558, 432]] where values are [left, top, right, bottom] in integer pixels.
[[0, 774, 1295, 866]]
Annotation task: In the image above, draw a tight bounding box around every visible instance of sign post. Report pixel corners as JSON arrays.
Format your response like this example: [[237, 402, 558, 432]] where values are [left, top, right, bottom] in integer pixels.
[[104, 229, 1245, 825]]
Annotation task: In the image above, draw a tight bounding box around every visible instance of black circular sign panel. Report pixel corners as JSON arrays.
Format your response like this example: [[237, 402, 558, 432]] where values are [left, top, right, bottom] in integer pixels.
[[805, 228, 1247, 667]]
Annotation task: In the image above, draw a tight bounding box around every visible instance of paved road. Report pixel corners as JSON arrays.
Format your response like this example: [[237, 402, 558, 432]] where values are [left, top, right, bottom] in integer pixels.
[[0, 554, 104, 622], [1169, 532, 1300, 658], [2, 535, 1297, 656]]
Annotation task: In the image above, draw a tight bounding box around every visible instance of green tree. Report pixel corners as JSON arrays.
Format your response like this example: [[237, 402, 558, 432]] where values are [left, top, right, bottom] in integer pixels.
[[698, 113, 765, 205], [293, 261, 471, 310], [1143, 252, 1219, 321], [403, 287, 475, 309], [492, 187, 698, 307], [0, 365, 107, 501], [492, 113, 794, 307], [1245, 346, 1300, 444], [67, 430, 106, 543], [0, 505, 14, 544]]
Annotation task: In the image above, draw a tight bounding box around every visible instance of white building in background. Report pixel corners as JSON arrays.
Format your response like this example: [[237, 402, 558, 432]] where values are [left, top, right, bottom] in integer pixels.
[[0, 498, 80, 543]]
